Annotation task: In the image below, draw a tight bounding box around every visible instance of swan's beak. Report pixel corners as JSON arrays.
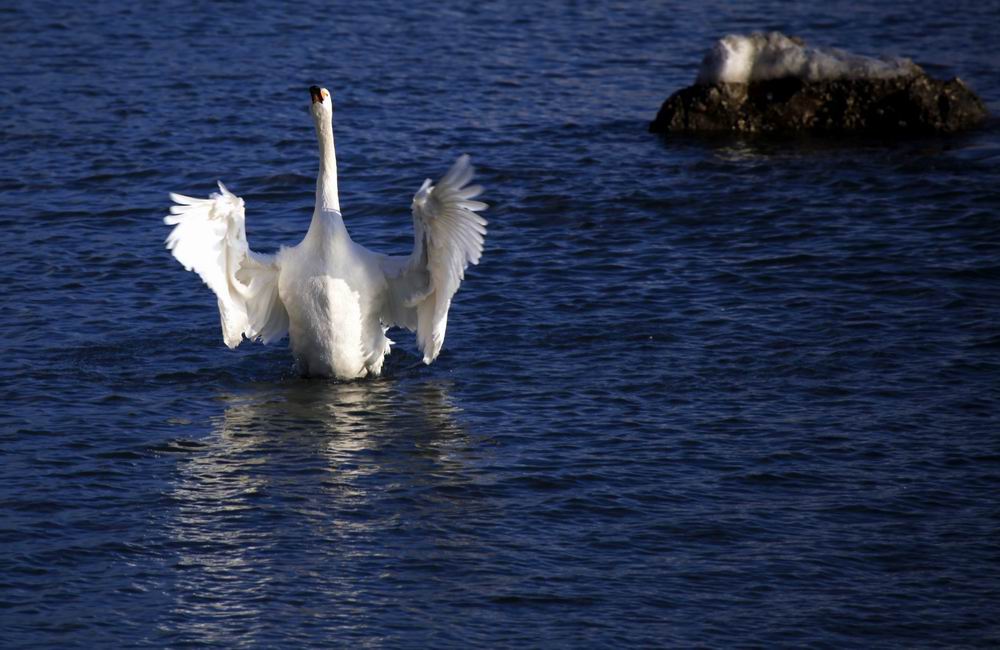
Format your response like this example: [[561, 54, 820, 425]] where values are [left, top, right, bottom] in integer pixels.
[[310, 86, 323, 104]]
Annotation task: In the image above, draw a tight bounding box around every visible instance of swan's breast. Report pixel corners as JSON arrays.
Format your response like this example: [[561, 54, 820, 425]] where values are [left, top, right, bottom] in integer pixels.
[[279, 260, 368, 378]]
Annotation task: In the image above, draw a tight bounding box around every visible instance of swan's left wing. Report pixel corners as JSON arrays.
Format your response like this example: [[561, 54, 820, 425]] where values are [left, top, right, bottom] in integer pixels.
[[380, 155, 487, 363], [164, 182, 288, 347]]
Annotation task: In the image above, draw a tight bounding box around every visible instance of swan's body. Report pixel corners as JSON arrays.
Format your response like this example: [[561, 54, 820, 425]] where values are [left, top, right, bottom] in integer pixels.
[[164, 86, 487, 379]]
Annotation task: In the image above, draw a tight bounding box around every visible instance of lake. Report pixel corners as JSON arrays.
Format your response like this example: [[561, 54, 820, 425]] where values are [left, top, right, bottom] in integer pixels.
[[1, 0, 998, 646]]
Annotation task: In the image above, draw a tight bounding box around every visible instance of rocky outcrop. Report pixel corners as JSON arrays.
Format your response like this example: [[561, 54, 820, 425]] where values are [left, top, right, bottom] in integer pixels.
[[649, 73, 988, 135]]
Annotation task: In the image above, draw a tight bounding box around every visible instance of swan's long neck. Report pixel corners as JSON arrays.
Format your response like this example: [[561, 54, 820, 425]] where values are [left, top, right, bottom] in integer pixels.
[[314, 113, 341, 214]]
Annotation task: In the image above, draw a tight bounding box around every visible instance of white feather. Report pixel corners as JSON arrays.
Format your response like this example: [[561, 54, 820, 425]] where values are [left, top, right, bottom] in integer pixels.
[[164, 87, 486, 378], [379, 154, 488, 364], [163, 184, 288, 348]]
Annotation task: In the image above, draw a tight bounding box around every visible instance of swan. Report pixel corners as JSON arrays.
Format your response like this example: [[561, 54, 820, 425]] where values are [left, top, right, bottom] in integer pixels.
[[164, 86, 487, 379]]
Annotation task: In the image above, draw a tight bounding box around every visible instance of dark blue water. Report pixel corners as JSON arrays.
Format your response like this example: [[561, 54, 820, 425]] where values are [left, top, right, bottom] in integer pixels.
[[2, 1, 999, 647]]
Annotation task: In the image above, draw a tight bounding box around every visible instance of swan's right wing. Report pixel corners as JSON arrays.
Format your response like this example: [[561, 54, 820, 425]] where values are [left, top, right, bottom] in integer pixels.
[[164, 182, 288, 347], [380, 155, 487, 363]]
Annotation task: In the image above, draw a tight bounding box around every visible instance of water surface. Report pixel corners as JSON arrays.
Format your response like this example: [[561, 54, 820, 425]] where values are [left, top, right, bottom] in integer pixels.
[[1, 1, 999, 646]]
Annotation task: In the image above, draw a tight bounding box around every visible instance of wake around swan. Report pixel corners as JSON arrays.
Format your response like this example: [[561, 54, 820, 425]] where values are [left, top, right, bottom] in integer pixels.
[[164, 86, 488, 379]]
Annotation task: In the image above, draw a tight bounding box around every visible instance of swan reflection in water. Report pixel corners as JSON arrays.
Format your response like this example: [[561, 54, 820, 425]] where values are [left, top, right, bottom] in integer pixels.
[[160, 376, 488, 643]]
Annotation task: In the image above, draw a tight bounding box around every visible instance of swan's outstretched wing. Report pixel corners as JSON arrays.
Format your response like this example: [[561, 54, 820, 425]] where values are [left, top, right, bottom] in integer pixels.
[[380, 155, 487, 363], [164, 182, 288, 348]]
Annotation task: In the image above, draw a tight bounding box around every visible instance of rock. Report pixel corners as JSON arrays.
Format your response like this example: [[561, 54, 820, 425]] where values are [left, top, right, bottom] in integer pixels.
[[649, 73, 988, 135]]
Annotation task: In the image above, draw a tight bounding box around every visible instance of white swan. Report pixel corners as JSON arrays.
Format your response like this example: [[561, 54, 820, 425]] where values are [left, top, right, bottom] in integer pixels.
[[164, 86, 487, 379]]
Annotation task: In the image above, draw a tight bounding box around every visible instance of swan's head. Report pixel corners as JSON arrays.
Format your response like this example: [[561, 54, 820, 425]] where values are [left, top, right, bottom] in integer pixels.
[[309, 86, 333, 120]]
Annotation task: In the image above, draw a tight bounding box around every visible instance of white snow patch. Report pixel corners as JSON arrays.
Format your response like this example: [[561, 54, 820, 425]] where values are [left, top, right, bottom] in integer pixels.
[[696, 32, 920, 84]]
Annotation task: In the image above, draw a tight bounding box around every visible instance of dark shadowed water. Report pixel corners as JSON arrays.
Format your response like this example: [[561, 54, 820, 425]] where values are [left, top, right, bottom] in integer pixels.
[[2, 1, 999, 647]]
